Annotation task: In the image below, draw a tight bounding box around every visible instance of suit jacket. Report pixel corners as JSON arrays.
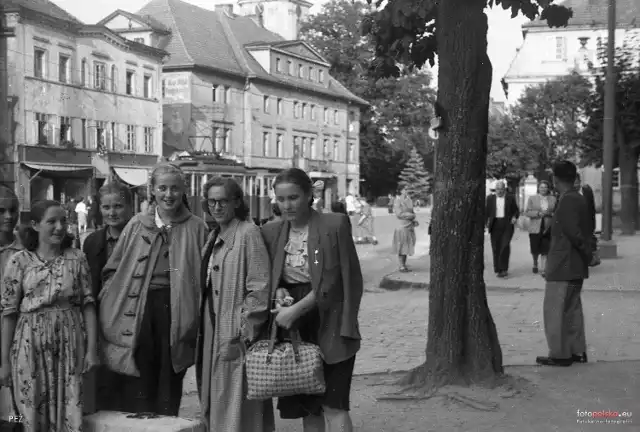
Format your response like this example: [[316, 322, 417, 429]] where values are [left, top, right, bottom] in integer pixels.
[[545, 191, 591, 281], [485, 194, 520, 233], [580, 185, 596, 234], [83, 227, 109, 299], [261, 210, 363, 365], [524, 194, 557, 234]]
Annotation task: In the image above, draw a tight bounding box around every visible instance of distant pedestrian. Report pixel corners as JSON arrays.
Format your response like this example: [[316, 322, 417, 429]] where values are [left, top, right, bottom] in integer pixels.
[[485, 181, 519, 278], [355, 196, 377, 245], [330, 200, 351, 229], [75, 197, 88, 233], [536, 160, 590, 367], [574, 174, 600, 267], [392, 187, 416, 272], [524, 180, 556, 278], [140, 198, 149, 214], [311, 180, 325, 213], [387, 194, 394, 214]]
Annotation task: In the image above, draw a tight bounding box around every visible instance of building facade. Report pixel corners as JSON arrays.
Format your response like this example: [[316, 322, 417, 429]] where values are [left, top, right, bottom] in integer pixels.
[[4, 0, 166, 213], [502, 0, 640, 211], [100, 0, 366, 215]]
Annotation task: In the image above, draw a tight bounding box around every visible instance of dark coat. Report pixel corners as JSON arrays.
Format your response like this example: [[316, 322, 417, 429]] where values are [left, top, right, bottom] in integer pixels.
[[485, 194, 520, 233], [580, 185, 596, 234], [82, 227, 109, 299], [261, 211, 363, 365], [545, 190, 591, 281]]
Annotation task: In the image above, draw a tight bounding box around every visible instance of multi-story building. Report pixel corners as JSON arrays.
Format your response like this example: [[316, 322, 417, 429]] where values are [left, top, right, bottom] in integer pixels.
[[502, 0, 640, 211], [99, 0, 367, 216], [4, 0, 166, 213]]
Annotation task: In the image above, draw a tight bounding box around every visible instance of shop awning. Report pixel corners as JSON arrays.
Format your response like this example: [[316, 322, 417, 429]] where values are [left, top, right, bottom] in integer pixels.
[[23, 162, 93, 172], [113, 167, 149, 187]]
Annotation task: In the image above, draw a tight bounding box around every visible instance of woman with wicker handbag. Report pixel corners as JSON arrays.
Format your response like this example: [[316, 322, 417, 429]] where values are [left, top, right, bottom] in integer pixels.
[[261, 168, 363, 432]]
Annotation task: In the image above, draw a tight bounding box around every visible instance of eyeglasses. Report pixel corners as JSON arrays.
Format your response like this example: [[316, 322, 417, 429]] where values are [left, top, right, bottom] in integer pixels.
[[205, 199, 230, 209]]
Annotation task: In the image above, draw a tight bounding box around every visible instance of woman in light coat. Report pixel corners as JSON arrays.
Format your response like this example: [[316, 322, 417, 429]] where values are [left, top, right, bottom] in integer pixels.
[[524, 180, 556, 277], [196, 177, 274, 432]]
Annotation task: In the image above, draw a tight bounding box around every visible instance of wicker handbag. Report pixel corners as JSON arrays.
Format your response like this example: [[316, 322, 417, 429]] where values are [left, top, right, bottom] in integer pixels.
[[245, 321, 326, 401]]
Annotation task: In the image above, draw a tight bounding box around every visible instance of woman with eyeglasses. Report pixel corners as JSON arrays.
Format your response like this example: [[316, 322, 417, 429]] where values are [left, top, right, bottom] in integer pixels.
[[98, 163, 208, 415], [196, 177, 274, 432]]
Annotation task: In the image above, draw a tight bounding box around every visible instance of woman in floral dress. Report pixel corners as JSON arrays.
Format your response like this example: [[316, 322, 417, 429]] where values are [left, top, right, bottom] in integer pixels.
[[0, 200, 98, 431]]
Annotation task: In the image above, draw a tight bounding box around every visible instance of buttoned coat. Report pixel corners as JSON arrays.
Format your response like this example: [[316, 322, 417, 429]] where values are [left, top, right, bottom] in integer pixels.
[[261, 210, 363, 365], [524, 194, 557, 234], [195, 218, 274, 432], [98, 205, 208, 376]]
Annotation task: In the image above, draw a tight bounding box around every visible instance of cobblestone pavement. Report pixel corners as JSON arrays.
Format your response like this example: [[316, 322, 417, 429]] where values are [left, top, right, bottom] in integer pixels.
[[382, 230, 640, 291], [355, 288, 640, 375]]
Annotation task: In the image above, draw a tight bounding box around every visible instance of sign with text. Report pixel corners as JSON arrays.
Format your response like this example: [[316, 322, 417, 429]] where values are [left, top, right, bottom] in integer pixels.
[[163, 74, 191, 103]]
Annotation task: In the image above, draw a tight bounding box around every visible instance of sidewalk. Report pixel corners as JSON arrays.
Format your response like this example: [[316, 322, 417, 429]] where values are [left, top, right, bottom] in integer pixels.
[[380, 232, 640, 292]]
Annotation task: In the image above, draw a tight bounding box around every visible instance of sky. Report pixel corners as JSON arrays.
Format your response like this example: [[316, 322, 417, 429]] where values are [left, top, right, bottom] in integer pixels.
[[52, 0, 529, 101]]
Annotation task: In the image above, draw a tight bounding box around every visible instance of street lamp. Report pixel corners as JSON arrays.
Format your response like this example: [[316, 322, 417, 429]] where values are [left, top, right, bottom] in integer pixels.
[[600, 0, 618, 258]]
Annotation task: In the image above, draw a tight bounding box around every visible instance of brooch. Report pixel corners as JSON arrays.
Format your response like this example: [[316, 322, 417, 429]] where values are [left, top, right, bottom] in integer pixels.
[[314, 249, 319, 265]]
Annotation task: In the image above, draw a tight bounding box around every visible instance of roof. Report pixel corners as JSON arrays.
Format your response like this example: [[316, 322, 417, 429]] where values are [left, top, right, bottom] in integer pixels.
[[5, 0, 83, 24], [96, 9, 171, 33], [524, 0, 640, 28], [135, 0, 368, 106]]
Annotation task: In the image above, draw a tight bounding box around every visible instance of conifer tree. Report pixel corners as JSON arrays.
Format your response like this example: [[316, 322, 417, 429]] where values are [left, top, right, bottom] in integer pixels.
[[398, 148, 432, 201]]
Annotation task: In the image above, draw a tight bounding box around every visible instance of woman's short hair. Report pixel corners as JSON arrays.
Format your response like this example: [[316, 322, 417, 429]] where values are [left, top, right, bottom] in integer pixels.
[[99, 180, 133, 206], [18, 200, 74, 251], [538, 180, 551, 191], [273, 168, 314, 207], [201, 176, 250, 220]]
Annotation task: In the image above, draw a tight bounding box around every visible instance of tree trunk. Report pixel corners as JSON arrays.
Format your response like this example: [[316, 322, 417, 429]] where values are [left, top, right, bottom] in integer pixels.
[[617, 139, 638, 235], [412, 0, 503, 387]]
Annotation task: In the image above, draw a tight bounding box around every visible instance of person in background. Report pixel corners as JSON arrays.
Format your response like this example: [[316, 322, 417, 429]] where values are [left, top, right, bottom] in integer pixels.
[[140, 197, 150, 215], [86, 196, 95, 230], [75, 197, 88, 234], [98, 163, 208, 415], [345, 193, 356, 217], [90, 195, 103, 229], [264, 168, 363, 432], [196, 177, 273, 432], [574, 174, 600, 267], [392, 187, 417, 272], [268, 202, 282, 223], [485, 181, 519, 278], [537, 161, 590, 367], [312, 181, 325, 213], [330, 200, 351, 229], [355, 196, 377, 245], [0, 184, 21, 422], [82, 181, 134, 413], [387, 194, 395, 214], [524, 181, 556, 278], [0, 200, 98, 430]]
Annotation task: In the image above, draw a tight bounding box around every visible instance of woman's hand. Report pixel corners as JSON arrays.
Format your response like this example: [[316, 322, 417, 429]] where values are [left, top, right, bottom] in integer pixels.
[[270, 304, 299, 330], [83, 350, 100, 374]]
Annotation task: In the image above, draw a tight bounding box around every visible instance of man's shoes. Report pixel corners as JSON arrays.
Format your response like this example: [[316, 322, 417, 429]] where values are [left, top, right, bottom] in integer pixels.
[[572, 353, 588, 363], [535, 356, 573, 367], [499, 271, 508, 278]]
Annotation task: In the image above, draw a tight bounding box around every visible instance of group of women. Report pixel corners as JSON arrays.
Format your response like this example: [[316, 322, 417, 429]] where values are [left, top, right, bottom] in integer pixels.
[[0, 163, 363, 432]]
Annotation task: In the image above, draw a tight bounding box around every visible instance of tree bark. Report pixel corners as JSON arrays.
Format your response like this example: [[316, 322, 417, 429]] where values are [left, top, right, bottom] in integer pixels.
[[617, 131, 638, 235], [413, 0, 503, 387]]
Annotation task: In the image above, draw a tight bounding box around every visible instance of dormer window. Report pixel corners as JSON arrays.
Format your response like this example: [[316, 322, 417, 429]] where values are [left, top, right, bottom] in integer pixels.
[[288, 61, 293, 75], [276, 57, 282, 72], [310, 67, 316, 81], [319, 69, 325, 83], [298, 64, 304, 78], [134, 37, 144, 44]]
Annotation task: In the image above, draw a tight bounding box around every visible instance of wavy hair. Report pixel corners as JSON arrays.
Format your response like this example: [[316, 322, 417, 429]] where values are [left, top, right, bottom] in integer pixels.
[[18, 200, 74, 251], [201, 177, 250, 220], [149, 162, 191, 211]]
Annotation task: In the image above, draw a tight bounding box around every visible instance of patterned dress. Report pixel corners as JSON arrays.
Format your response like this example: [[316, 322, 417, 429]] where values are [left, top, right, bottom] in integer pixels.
[[0, 249, 94, 431]]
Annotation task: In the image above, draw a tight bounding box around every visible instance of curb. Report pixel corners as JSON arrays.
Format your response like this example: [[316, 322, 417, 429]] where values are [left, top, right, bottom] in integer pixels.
[[378, 274, 640, 294]]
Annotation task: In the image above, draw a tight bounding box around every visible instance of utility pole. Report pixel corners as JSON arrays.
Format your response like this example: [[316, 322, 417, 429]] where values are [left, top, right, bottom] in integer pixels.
[[600, 0, 618, 258], [0, 4, 16, 192]]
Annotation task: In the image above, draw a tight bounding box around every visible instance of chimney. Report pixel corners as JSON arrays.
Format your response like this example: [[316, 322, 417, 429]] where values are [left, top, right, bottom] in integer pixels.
[[215, 4, 234, 15]]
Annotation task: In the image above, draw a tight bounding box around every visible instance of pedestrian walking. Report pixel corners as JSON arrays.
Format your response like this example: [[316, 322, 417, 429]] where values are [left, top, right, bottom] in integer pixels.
[[485, 181, 519, 278], [524, 180, 556, 278], [263, 168, 362, 432], [196, 177, 274, 432], [81, 181, 134, 413], [536, 160, 590, 367], [355, 196, 377, 245], [0, 200, 99, 431], [387, 194, 394, 214], [98, 163, 208, 415], [574, 174, 600, 267], [392, 187, 417, 272], [75, 197, 88, 233], [311, 181, 325, 213]]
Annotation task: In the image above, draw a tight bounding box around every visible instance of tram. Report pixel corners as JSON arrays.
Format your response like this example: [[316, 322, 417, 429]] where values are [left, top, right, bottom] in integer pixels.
[[169, 153, 276, 225]]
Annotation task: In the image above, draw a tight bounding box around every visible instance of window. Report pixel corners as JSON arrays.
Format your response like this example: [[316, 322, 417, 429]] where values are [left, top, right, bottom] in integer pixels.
[[262, 132, 270, 156], [333, 110, 339, 125], [302, 138, 309, 157], [223, 129, 230, 153], [34, 49, 46, 78], [213, 127, 222, 152], [212, 85, 219, 102], [276, 58, 281, 72], [323, 108, 329, 124], [323, 139, 329, 160], [81, 59, 87, 86], [294, 102, 300, 119], [111, 65, 117, 92], [35, 113, 49, 145], [294, 137, 301, 157], [554, 36, 567, 61], [287, 61, 293, 75], [310, 138, 316, 159], [126, 70, 135, 95], [348, 143, 355, 162], [58, 54, 70, 83], [96, 121, 107, 150], [81, 119, 88, 148], [162, 79, 166, 98], [144, 75, 152, 98], [94, 61, 106, 90], [298, 64, 304, 78], [134, 37, 145, 44], [109, 122, 115, 149], [309, 67, 315, 81], [319, 69, 325, 83], [125, 125, 136, 151], [225, 87, 231, 104], [263, 96, 270, 113], [613, 168, 620, 189], [302, 103, 307, 119], [276, 134, 283, 157], [59, 116, 72, 145], [333, 140, 339, 161], [311, 105, 316, 120], [277, 98, 283, 115], [144, 127, 153, 153]]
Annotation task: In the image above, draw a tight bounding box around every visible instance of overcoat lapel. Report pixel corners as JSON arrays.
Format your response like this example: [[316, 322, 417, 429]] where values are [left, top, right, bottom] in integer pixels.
[[307, 211, 324, 292], [271, 221, 289, 293]]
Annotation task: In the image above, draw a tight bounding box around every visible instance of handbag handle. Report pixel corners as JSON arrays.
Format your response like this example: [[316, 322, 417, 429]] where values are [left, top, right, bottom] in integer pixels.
[[266, 320, 303, 364]]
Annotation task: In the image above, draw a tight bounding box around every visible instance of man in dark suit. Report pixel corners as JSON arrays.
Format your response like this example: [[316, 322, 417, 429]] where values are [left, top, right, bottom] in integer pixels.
[[536, 161, 591, 367], [485, 181, 520, 278], [574, 174, 600, 266]]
